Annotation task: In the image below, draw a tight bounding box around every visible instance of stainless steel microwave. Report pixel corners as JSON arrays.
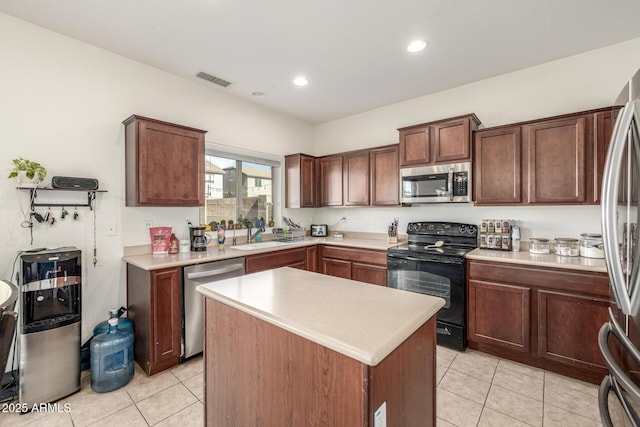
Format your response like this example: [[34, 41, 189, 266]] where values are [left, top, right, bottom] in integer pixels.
[[400, 162, 472, 204]]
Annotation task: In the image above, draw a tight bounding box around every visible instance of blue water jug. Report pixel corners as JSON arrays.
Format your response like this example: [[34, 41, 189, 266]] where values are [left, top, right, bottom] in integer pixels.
[[91, 318, 134, 392], [93, 307, 134, 336]]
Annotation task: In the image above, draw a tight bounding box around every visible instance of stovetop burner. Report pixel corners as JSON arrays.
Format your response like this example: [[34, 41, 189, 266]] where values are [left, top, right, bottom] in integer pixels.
[[388, 221, 478, 258]]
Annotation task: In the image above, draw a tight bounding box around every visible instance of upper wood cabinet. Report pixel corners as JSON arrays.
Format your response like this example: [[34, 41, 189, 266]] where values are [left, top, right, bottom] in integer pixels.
[[399, 114, 480, 167], [123, 115, 206, 207], [473, 107, 619, 206], [343, 150, 370, 206], [370, 145, 400, 206], [524, 116, 587, 204], [473, 126, 523, 204], [285, 154, 316, 208], [292, 144, 399, 208], [594, 109, 620, 203], [319, 155, 344, 207]]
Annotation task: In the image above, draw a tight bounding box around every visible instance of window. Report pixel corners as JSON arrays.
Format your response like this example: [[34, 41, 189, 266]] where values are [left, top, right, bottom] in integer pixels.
[[201, 147, 279, 230]]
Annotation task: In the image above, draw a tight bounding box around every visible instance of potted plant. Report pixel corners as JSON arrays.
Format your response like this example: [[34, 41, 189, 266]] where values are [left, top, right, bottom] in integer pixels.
[[8, 157, 47, 187], [219, 219, 226, 230]]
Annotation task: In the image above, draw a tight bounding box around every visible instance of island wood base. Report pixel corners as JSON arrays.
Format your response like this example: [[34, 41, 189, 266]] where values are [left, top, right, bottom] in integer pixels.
[[204, 297, 436, 426]]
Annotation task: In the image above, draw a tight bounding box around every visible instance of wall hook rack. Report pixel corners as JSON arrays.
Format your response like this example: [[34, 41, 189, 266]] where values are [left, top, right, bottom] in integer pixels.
[[19, 187, 107, 211]]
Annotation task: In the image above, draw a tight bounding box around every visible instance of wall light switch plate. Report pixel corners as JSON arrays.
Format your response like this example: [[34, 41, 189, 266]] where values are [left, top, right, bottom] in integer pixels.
[[374, 401, 386, 427]]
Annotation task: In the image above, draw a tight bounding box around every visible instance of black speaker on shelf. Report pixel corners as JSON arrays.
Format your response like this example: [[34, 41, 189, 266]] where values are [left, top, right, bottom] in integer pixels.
[[51, 176, 99, 190]]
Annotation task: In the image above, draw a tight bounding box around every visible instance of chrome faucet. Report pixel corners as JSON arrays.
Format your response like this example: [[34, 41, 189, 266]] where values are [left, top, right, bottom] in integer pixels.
[[247, 223, 265, 243]]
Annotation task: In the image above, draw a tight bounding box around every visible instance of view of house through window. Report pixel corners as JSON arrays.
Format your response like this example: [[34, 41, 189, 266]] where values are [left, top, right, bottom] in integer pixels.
[[201, 152, 275, 230]]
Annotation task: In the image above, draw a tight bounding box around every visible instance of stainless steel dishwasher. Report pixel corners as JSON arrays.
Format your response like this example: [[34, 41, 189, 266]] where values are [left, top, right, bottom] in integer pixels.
[[182, 257, 245, 359]]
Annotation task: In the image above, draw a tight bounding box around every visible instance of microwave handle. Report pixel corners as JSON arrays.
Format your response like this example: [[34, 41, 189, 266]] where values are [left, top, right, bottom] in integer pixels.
[[448, 168, 454, 201]]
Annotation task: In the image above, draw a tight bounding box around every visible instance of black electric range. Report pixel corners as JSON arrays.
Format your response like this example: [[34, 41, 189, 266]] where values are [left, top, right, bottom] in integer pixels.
[[387, 221, 478, 350]]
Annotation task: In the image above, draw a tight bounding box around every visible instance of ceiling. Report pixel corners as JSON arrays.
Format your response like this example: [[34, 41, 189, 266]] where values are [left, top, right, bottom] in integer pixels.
[[2, 1, 640, 124]]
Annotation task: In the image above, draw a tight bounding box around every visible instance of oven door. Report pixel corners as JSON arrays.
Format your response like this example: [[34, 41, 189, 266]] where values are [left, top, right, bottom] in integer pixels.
[[387, 253, 465, 326]]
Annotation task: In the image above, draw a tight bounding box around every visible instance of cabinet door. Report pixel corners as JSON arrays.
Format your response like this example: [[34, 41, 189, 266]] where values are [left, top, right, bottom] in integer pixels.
[[525, 116, 587, 204], [352, 262, 387, 286], [594, 109, 622, 204], [343, 150, 370, 206], [399, 126, 431, 167], [468, 279, 531, 353], [433, 117, 471, 163], [285, 154, 316, 208], [473, 126, 522, 205], [319, 155, 344, 206], [321, 258, 352, 280], [370, 145, 399, 206], [537, 290, 609, 371], [150, 268, 182, 364], [305, 246, 318, 273], [125, 116, 205, 207]]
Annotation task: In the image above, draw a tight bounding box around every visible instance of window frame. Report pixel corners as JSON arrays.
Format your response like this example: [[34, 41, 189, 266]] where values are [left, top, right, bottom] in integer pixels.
[[203, 143, 281, 231]]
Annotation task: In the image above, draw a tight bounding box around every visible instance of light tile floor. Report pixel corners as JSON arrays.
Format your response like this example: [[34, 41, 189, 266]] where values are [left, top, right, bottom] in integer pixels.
[[0, 347, 606, 426]]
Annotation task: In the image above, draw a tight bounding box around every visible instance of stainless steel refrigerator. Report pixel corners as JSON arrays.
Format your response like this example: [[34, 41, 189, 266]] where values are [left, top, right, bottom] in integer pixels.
[[599, 68, 640, 426]]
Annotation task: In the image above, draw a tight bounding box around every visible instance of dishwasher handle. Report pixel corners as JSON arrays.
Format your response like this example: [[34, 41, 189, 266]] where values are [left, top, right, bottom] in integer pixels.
[[186, 263, 244, 280]]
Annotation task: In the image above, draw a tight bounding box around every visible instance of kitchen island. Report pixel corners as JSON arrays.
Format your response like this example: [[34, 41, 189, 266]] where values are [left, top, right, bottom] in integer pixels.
[[196, 267, 444, 427]]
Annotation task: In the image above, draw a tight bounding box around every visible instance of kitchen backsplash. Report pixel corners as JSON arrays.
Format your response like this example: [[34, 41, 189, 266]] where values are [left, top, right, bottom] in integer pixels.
[[299, 204, 602, 245]]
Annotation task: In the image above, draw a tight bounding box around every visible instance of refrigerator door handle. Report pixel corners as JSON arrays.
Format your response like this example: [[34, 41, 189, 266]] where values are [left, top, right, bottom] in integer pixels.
[[598, 311, 640, 423], [599, 375, 640, 427], [602, 100, 640, 315]]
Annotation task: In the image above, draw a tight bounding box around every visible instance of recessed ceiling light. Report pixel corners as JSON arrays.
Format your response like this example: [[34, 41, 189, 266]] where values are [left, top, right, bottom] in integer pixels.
[[293, 76, 309, 87], [407, 40, 428, 53], [251, 91, 266, 97]]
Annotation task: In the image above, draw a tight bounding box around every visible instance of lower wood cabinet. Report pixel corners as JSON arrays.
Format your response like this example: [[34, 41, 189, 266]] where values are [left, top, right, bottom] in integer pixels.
[[320, 245, 388, 286], [127, 265, 182, 375], [126, 243, 388, 377], [537, 289, 609, 370], [468, 280, 531, 353], [245, 247, 317, 274], [204, 297, 436, 426], [467, 260, 610, 384]]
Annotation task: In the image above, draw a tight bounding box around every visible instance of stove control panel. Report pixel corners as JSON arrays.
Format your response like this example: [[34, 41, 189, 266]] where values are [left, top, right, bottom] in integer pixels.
[[406, 222, 477, 237]]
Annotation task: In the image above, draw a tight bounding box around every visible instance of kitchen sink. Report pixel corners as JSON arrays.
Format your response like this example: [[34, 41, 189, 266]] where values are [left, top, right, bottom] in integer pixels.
[[230, 241, 293, 251]]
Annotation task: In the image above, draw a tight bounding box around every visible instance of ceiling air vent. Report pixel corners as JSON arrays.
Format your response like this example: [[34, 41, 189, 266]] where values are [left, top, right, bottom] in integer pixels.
[[197, 71, 233, 88]]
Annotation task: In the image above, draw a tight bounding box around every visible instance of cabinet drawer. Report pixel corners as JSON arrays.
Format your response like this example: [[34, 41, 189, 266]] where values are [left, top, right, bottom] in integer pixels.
[[245, 248, 307, 274], [467, 261, 609, 297], [319, 246, 387, 266]]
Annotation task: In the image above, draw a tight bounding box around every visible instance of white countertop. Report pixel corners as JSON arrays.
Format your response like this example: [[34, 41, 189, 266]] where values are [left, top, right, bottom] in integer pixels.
[[466, 248, 607, 273], [196, 267, 444, 366], [123, 236, 400, 270]]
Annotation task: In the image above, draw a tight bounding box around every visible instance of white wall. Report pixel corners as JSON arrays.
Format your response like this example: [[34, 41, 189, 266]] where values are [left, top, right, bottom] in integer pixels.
[[306, 37, 640, 239], [0, 12, 314, 344]]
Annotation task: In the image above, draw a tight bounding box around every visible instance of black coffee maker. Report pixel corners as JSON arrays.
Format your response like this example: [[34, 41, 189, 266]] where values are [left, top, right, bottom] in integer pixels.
[[189, 226, 211, 251]]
